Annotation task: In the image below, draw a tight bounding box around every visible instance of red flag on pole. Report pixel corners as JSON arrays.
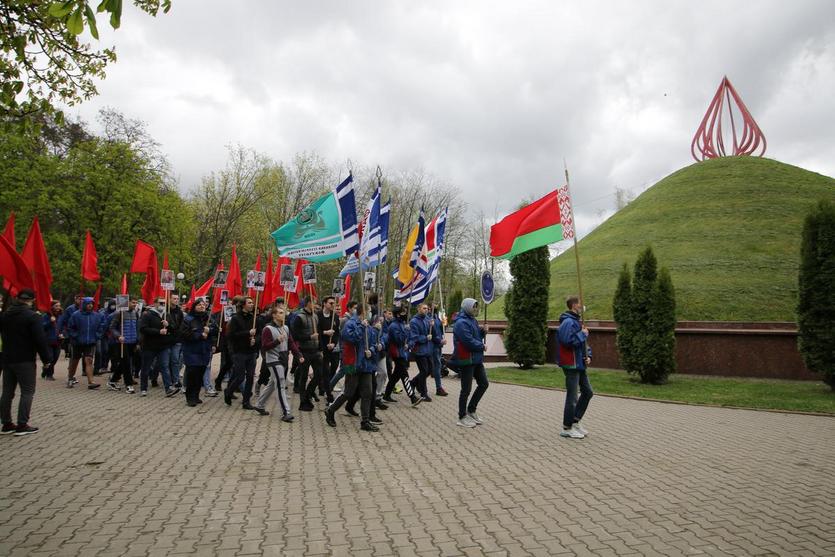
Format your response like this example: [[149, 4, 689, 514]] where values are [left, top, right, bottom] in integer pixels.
[[0, 234, 34, 294], [340, 274, 352, 316], [211, 261, 226, 314], [227, 245, 242, 299], [187, 274, 214, 309], [93, 283, 102, 310], [121, 273, 128, 295], [81, 230, 101, 281], [2, 212, 16, 293], [21, 217, 53, 311], [130, 240, 159, 304], [261, 252, 274, 311]]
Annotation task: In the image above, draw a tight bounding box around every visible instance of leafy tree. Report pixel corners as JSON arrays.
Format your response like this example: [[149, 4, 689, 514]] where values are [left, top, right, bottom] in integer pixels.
[[797, 200, 835, 390], [613, 247, 677, 384], [505, 246, 549, 369], [448, 289, 463, 317], [1, 1, 171, 120]]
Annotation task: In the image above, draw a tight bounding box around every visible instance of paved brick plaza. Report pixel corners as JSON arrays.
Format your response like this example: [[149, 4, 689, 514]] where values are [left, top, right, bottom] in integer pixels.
[[1, 360, 833, 556]]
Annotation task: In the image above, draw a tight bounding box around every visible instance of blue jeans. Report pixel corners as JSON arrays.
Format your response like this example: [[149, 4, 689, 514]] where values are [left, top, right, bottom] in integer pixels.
[[203, 363, 213, 390], [431, 346, 443, 390], [141, 347, 171, 391], [168, 343, 183, 386], [458, 363, 488, 418], [562, 368, 593, 428]]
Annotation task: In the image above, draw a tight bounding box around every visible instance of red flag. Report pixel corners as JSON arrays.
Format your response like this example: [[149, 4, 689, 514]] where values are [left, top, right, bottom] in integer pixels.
[[261, 252, 274, 311], [287, 259, 315, 308], [92, 283, 102, 310], [21, 217, 53, 311], [248, 252, 262, 299], [81, 230, 100, 281], [2, 212, 15, 248], [2, 212, 16, 293], [0, 234, 34, 294], [340, 275, 352, 316], [187, 274, 214, 309], [121, 273, 128, 295], [227, 245, 242, 299], [131, 240, 159, 304]]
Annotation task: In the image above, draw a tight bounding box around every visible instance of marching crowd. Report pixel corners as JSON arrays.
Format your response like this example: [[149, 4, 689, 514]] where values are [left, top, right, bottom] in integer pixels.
[[0, 288, 495, 436]]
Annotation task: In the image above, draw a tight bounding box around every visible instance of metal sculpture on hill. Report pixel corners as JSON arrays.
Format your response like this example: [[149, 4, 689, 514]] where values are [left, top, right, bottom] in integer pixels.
[[691, 76, 766, 162]]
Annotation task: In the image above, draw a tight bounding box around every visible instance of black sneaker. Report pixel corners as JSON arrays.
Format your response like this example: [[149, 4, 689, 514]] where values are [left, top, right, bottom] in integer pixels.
[[325, 410, 336, 427], [14, 424, 39, 436], [254, 407, 269, 416], [282, 414, 295, 423], [1, 423, 16, 435], [374, 400, 388, 410], [410, 396, 422, 408], [360, 421, 379, 432], [299, 401, 314, 412], [241, 403, 255, 410], [382, 395, 397, 403], [344, 407, 359, 417], [224, 390, 232, 406], [88, 384, 101, 390], [369, 416, 383, 424], [421, 395, 432, 402], [151, 379, 159, 387], [165, 386, 180, 397]]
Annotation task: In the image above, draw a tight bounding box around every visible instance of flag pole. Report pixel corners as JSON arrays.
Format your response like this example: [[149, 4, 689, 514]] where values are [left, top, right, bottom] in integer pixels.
[[564, 160, 584, 320]]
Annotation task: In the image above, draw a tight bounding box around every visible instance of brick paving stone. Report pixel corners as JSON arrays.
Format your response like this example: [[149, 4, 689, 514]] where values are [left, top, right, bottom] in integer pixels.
[[0, 359, 833, 556]]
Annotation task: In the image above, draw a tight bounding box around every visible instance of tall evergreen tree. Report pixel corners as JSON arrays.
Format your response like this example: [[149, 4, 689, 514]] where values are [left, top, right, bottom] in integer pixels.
[[797, 200, 835, 390], [613, 247, 677, 384], [505, 246, 550, 368]]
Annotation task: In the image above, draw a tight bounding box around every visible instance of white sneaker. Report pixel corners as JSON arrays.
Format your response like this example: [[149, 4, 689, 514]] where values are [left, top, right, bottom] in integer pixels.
[[140, 390, 148, 397], [467, 411, 483, 425], [126, 386, 135, 394], [107, 382, 120, 391], [573, 422, 588, 436], [560, 427, 585, 439], [457, 416, 477, 428]]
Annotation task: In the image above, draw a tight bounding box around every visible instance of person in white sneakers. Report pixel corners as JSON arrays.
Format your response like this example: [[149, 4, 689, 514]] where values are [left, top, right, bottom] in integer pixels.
[[451, 298, 489, 428], [556, 296, 593, 439]]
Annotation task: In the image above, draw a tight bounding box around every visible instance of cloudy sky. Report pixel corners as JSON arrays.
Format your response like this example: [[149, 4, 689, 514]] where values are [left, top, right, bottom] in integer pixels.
[[70, 0, 835, 236]]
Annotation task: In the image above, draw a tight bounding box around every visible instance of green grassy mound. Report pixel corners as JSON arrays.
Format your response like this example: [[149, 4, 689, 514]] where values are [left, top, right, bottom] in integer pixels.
[[490, 157, 835, 321]]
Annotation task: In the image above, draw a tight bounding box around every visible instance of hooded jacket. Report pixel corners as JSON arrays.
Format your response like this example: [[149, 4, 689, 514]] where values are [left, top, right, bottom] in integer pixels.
[[452, 300, 486, 365], [139, 307, 169, 352], [386, 316, 410, 361], [340, 315, 376, 374], [42, 310, 61, 345], [0, 301, 51, 365], [556, 311, 588, 370], [68, 298, 105, 346], [430, 312, 445, 348], [408, 313, 432, 357]]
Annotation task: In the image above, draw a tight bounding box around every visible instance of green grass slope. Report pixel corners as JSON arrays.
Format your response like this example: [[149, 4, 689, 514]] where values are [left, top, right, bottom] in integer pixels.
[[490, 157, 835, 322]]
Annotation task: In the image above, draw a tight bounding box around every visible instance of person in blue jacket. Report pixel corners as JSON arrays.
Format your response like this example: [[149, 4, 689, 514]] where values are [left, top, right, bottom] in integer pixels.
[[452, 298, 489, 428], [41, 301, 62, 380], [556, 295, 593, 439], [180, 298, 217, 407], [325, 303, 379, 432], [66, 297, 105, 389], [383, 305, 420, 406], [56, 293, 82, 358], [408, 303, 433, 401]]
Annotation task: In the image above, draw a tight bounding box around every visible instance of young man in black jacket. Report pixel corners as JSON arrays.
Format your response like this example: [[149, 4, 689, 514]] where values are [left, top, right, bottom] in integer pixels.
[[0, 289, 52, 436], [317, 296, 340, 404], [224, 296, 260, 410], [291, 298, 321, 411]]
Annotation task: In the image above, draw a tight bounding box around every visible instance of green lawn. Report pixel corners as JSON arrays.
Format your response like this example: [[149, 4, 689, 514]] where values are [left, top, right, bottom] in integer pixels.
[[487, 366, 835, 414], [488, 157, 835, 322]]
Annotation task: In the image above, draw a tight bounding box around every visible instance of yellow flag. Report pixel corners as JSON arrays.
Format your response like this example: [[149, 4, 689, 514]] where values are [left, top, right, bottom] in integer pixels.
[[397, 222, 420, 285]]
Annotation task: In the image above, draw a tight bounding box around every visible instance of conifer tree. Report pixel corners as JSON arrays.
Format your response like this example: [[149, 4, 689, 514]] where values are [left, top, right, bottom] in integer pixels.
[[505, 246, 550, 368]]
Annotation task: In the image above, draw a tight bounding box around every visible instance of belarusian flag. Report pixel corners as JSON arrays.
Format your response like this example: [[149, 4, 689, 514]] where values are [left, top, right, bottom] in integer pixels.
[[489, 185, 574, 259]]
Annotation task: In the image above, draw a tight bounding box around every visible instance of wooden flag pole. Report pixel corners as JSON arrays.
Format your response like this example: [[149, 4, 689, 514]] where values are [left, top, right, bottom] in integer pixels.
[[564, 160, 585, 321], [252, 290, 260, 328]]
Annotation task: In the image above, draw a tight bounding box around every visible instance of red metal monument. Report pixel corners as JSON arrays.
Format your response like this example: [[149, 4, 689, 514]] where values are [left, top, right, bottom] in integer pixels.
[[691, 76, 766, 162]]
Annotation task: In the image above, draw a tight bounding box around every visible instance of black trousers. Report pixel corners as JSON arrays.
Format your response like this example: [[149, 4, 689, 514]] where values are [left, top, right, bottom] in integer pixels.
[[184, 364, 205, 403], [215, 342, 233, 390], [348, 373, 377, 419], [411, 355, 432, 397], [226, 352, 257, 405], [385, 358, 415, 398], [329, 373, 373, 421], [300, 350, 323, 402], [0, 361, 36, 426], [109, 343, 136, 386], [321, 350, 339, 399], [42, 345, 60, 378]]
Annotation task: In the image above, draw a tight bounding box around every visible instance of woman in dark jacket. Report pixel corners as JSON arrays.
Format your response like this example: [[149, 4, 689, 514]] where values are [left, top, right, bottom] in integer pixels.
[[180, 298, 217, 407], [41, 301, 62, 380]]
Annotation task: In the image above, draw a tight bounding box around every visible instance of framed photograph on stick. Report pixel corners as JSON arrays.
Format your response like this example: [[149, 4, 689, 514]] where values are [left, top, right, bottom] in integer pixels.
[[115, 295, 129, 309], [363, 271, 376, 292], [223, 304, 236, 322], [285, 276, 298, 293], [214, 269, 228, 288], [160, 269, 175, 291], [332, 278, 345, 298], [302, 263, 317, 285], [220, 290, 229, 305], [280, 264, 294, 286], [246, 270, 266, 291]]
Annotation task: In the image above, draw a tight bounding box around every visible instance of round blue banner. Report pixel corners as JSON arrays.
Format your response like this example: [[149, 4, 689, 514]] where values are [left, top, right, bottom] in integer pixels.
[[481, 271, 495, 304]]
